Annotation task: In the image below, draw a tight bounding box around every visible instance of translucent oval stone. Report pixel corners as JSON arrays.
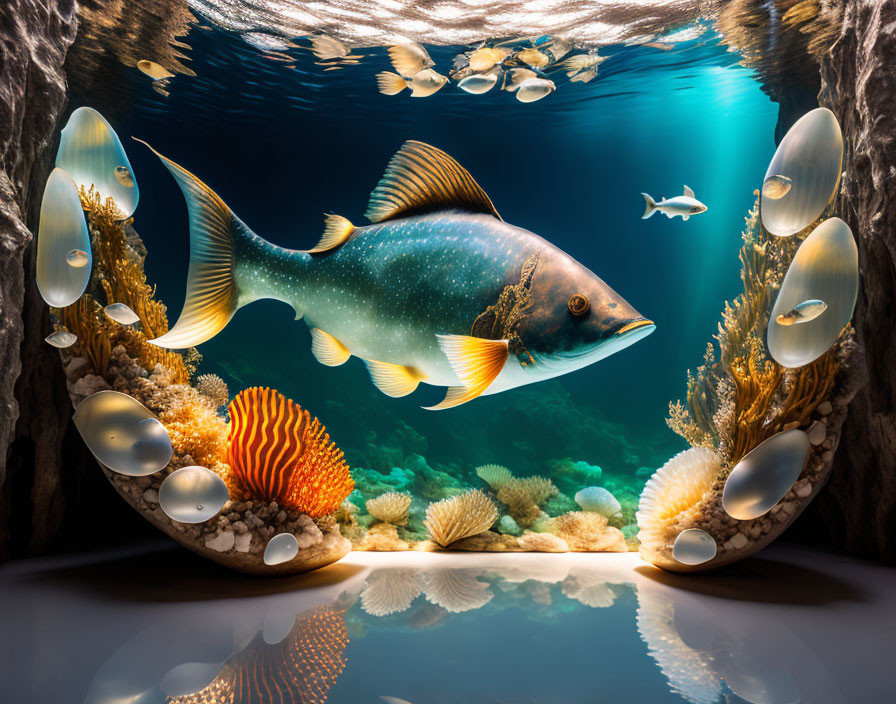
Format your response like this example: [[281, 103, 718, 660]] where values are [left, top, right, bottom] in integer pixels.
[[36, 168, 92, 308], [104, 302, 141, 325], [264, 533, 299, 565], [760, 108, 842, 237], [159, 466, 229, 523], [723, 429, 810, 521], [72, 390, 172, 476], [672, 529, 717, 566], [45, 330, 77, 348], [767, 217, 858, 368], [55, 107, 139, 218], [66, 248, 89, 268]]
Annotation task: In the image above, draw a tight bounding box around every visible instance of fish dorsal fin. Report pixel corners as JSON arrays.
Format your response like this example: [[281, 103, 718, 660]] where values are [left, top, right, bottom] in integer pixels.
[[424, 334, 508, 410], [308, 214, 355, 253], [310, 328, 351, 366], [683, 185, 695, 198], [364, 359, 426, 397], [365, 141, 501, 223]]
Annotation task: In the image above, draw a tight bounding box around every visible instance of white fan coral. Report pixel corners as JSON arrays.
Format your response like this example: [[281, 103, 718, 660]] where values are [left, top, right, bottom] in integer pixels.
[[360, 568, 423, 616], [424, 489, 497, 547], [424, 569, 493, 613], [475, 463, 513, 489], [636, 447, 721, 559], [366, 491, 412, 526]]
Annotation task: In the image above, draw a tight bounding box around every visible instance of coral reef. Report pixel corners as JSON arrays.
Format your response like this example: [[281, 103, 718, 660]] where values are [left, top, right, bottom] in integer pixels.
[[424, 489, 498, 547], [644, 191, 860, 571], [365, 491, 412, 525], [227, 387, 354, 517], [194, 372, 229, 407], [550, 511, 627, 552]]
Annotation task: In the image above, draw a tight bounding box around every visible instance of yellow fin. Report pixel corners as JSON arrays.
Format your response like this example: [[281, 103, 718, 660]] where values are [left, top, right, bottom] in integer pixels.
[[376, 71, 407, 95], [423, 335, 508, 410], [310, 328, 351, 366], [309, 214, 355, 253], [388, 42, 433, 76], [364, 359, 426, 397], [366, 141, 501, 223]]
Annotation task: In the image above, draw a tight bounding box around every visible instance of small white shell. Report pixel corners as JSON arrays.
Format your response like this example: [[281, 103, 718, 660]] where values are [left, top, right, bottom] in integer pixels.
[[672, 529, 717, 566], [264, 533, 300, 565], [722, 429, 810, 521], [104, 302, 141, 325], [45, 330, 77, 348]]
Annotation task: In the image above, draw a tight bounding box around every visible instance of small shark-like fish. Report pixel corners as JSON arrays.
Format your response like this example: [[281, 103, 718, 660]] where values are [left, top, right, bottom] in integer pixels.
[[775, 299, 827, 326], [641, 186, 708, 221], [139, 140, 655, 409]]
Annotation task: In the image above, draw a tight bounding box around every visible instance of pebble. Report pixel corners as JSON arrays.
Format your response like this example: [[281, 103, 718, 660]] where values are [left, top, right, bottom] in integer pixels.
[[728, 532, 749, 550], [817, 401, 832, 415], [795, 481, 812, 498], [142, 488, 159, 504], [205, 531, 235, 552], [234, 532, 252, 552], [232, 520, 248, 534], [807, 420, 826, 446], [276, 510, 287, 524]]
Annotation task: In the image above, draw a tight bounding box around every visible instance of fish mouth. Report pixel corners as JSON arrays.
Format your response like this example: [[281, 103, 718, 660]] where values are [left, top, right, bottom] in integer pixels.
[[614, 318, 655, 337]]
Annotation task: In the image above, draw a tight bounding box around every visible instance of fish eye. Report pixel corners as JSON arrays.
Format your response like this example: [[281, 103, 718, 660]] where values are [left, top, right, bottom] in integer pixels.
[[568, 294, 590, 317]]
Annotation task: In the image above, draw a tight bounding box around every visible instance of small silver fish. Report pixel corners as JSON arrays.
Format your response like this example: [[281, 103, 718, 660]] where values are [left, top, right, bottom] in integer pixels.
[[45, 330, 77, 348], [775, 299, 827, 326], [66, 248, 89, 268], [115, 166, 135, 188], [762, 174, 793, 199], [458, 69, 500, 94], [105, 303, 140, 325], [641, 186, 708, 221], [515, 77, 555, 103], [380, 698, 414, 704]]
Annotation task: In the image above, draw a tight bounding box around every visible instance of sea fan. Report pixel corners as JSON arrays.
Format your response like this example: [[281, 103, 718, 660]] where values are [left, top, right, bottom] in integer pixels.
[[226, 387, 354, 516], [518, 475, 558, 506], [475, 463, 513, 489], [423, 489, 497, 547], [552, 511, 627, 552], [636, 447, 720, 551], [360, 568, 423, 616], [424, 569, 493, 613], [366, 491, 412, 526]]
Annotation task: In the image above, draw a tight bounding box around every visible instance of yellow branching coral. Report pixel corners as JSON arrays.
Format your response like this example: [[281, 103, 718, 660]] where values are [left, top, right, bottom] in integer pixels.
[[366, 491, 412, 526], [667, 194, 848, 465], [424, 490, 497, 547], [54, 296, 112, 375], [551, 511, 627, 552]]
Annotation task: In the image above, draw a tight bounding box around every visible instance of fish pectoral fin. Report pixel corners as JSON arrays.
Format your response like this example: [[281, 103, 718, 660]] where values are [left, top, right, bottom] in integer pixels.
[[683, 185, 695, 198], [365, 141, 501, 223], [682, 214, 690, 221], [364, 359, 426, 397], [308, 214, 355, 253], [423, 334, 508, 410], [310, 328, 351, 366]]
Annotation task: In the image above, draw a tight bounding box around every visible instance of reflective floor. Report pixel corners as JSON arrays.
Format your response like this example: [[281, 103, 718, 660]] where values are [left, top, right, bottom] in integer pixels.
[[0, 545, 892, 703]]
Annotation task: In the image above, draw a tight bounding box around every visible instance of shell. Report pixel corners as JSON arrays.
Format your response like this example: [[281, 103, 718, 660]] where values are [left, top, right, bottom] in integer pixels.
[[636, 447, 720, 552], [767, 217, 858, 368], [760, 108, 842, 237], [722, 429, 810, 521], [672, 529, 718, 566], [55, 107, 140, 218], [158, 466, 229, 523], [264, 533, 300, 565], [36, 168, 92, 308], [574, 486, 622, 517], [72, 390, 172, 476]]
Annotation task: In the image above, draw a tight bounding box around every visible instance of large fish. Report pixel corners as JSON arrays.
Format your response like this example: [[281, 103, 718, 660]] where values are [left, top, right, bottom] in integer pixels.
[[139, 140, 655, 409]]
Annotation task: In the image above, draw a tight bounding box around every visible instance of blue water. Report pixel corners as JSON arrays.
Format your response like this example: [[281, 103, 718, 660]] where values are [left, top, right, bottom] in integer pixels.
[[70, 19, 778, 486]]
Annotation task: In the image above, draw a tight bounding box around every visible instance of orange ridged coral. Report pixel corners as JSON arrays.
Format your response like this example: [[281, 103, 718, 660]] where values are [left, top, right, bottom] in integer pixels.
[[226, 387, 354, 516]]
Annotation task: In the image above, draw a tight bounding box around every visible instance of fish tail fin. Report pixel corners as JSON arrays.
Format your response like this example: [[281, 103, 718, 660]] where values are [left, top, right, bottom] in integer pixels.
[[641, 193, 657, 219], [134, 139, 254, 349], [376, 71, 407, 95]]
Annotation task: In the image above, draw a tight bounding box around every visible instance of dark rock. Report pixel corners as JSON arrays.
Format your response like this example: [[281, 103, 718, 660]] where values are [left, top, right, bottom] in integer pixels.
[[811, 0, 896, 563]]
